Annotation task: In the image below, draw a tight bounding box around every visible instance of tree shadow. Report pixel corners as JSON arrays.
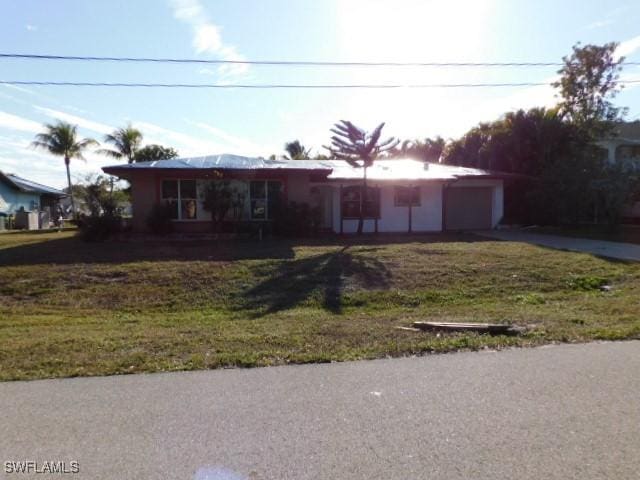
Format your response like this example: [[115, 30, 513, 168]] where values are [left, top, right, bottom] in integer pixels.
[[240, 246, 392, 316], [0, 235, 296, 266], [0, 231, 493, 267], [287, 232, 493, 248]]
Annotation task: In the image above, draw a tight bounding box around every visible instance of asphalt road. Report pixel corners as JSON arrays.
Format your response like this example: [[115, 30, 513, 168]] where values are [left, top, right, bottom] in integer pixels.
[[1, 341, 639, 480]]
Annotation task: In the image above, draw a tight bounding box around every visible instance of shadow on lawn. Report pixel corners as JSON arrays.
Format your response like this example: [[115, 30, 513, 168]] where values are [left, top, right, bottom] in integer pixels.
[[0, 235, 298, 266], [0, 231, 489, 266], [241, 246, 392, 315]]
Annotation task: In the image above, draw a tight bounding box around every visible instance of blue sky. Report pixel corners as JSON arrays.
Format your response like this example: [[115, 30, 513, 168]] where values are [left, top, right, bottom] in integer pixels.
[[1, 0, 640, 188]]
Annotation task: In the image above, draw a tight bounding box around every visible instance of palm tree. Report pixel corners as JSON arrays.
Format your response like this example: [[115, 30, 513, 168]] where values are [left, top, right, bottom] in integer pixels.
[[324, 121, 398, 234], [284, 140, 311, 160], [32, 121, 98, 218], [98, 124, 143, 164]]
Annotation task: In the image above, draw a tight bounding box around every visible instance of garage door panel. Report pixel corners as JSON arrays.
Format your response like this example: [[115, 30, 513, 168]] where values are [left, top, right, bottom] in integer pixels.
[[445, 187, 492, 230]]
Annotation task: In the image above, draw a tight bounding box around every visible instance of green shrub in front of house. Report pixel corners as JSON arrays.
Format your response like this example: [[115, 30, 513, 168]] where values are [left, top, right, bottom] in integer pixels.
[[272, 200, 321, 237], [77, 214, 124, 242], [146, 203, 175, 235]]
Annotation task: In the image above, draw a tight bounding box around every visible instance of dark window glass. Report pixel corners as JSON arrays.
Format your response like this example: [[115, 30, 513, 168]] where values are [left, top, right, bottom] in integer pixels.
[[162, 180, 178, 199], [394, 186, 420, 207], [363, 199, 380, 218], [180, 180, 197, 199], [250, 181, 266, 220], [341, 186, 380, 219], [251, 199, 266, 219], [166, 199, 179, 219], [250, 181, 266, 199], [267, 181, 282, 219], [250, 180, 283, 220], [179, 180, 197, 220]]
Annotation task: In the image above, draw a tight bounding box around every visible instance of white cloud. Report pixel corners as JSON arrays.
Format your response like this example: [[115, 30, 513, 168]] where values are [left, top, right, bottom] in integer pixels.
[[198, 67, 217, 76], [2, 84, 36, 95], [169, 0, 248, 80], [135, 121, 230, 156], [585, 19, 614, 30], [585, 5, 629, 30], [216, 46, 249, 78], [617, 35, 640, 59], [33, 106, 113, 136], [0, 110, 42, 133], [187, 120, 264, 154], [194, 24, 222, 53], [25, 24, 37, 31], [171, 0, 203, 21]]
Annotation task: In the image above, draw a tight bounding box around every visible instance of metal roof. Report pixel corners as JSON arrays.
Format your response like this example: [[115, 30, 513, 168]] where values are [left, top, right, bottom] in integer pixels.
[[102, 154, 500, 181], [0, 172, 67, 196], [316, 159, 494, 181], [104, 154, 330, 171]]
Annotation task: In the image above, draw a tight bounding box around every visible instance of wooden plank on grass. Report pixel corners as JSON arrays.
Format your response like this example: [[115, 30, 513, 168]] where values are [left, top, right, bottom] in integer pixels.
[[412, 321, 524, 335]]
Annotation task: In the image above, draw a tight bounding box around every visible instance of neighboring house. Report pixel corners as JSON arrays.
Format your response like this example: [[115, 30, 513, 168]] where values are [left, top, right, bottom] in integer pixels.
[[59, 196, 90, 217], [103, 154, 508, 234], [597, 121, 640, 166], [0, 171, 66, 217], [597, 121, 640, 221]]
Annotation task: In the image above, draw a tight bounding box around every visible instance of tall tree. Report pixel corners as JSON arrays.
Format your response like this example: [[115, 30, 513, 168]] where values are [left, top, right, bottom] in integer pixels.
[[98, 124, 143, 164], [31, 121, 98, 218], [440, 108, 588, 224], [392, 137, 446, 162], [76, 174, 128, 217], [441, 107, 579, 175], [284, 140, 311, 160], [134, 144, 179, 162], [324, 121, 398, 234], [553, 42, 626, 138]]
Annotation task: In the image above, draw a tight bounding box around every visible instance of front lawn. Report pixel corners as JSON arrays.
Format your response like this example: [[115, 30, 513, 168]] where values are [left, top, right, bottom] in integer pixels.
[[1, 231, 639, 381]]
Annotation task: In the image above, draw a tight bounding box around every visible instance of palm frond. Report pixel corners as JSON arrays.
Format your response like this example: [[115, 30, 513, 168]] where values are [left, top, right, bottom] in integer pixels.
[[96, 148, 123, 159], [30, 140, 54, 151], [77, 138, 99, 149]]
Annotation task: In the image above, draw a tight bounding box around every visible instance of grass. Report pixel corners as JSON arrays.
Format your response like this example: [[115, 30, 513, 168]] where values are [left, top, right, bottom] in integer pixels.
[[1, 230, 639, 381]]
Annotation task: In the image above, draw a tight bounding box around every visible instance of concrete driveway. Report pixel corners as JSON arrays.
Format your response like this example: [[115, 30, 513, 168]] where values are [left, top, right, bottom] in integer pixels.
[[1, 341, 639, 480], [477, 230, 640, 261]]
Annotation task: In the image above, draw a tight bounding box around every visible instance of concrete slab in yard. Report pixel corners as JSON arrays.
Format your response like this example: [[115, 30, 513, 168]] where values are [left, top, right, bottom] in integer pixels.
[[476, 230, 640, 261]]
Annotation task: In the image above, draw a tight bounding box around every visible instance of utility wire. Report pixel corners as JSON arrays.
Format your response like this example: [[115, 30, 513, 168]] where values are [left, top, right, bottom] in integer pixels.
[[2, 80, 640, 89], [1, 53, 639, 67]]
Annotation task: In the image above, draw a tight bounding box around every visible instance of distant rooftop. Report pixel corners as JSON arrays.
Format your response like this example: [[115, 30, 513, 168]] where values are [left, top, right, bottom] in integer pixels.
[[0, 171, 66, 196], [103, 154, 503, 181]]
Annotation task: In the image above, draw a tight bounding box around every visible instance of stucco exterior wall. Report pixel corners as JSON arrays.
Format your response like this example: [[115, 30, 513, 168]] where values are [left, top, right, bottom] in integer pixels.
[[286, 172, 311, 204], [0, 182, 40, 214], [378, 182, 443, 233], [332, 182, 445, 234], [129, 173, 313, 232], [130, 172, 157, 232], [128, 172, 504, 233]]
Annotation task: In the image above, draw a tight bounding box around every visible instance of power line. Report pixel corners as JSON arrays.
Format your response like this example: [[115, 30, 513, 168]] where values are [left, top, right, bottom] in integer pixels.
[[2, 53, 639, 67], [1, 80, 640, 89]]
